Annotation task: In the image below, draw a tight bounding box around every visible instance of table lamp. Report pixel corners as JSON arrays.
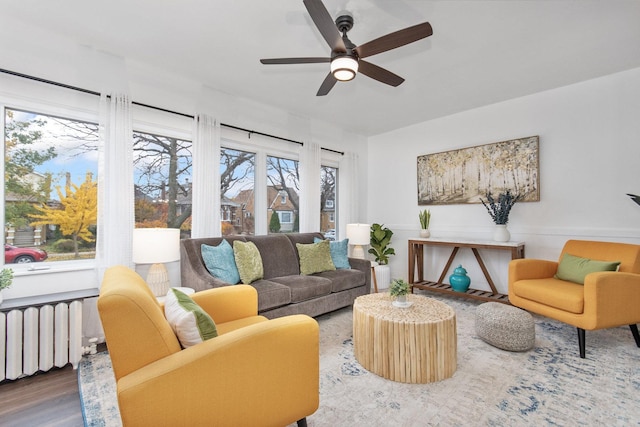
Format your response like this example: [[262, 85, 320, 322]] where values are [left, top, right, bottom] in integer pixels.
[[346, 223, 370, 259], [132, 228, 181, 297]]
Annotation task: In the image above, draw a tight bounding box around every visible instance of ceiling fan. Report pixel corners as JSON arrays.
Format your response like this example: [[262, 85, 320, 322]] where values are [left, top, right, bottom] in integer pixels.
[[260, 0, 433, 96]]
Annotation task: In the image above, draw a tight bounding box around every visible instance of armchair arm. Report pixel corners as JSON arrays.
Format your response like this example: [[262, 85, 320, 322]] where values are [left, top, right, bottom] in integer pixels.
[[117, 314, 320, 427], [191, 284, 258, 324], [348, 257, 372, 293], [509, 259, 558, 284], [583, 271, 640, 329]]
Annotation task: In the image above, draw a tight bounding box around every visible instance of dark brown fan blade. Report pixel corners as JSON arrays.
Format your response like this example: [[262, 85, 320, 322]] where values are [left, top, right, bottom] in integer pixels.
[[355, 22, 432, 59], [260, 57, 330, 65], [358, 60, 405, 87], [303, 0, 347, 53], [316, 72, 337, 96]]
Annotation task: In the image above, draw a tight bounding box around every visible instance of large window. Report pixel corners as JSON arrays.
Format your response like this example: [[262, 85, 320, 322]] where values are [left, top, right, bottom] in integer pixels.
[[220, 147, 255, 235], [133, 130, 192, 236], [320, 165, 337, 239], [4, 108, 98, 264], [267, 156, 299, 234]]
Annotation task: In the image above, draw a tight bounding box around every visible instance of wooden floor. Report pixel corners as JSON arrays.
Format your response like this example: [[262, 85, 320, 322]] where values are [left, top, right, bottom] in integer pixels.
[[0, 365, 84, 427]]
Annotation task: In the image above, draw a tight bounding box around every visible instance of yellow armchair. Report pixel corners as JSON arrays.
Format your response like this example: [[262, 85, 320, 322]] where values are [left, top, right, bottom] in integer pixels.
[[98, 266, 319, 426], [509, 240, 640, 358]]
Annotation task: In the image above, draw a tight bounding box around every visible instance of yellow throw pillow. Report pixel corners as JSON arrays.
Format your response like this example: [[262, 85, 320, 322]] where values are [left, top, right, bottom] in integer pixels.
[[296, 240, 336, 275], [233, 240, 264, 284]]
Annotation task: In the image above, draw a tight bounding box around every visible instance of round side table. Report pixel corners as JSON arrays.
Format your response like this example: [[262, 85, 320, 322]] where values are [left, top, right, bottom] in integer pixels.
[[353, 293, 457, 383]]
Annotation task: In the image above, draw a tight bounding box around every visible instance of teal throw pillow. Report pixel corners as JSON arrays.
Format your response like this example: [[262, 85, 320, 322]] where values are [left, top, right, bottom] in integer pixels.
[[201, 240, 240, 284], [164, 288, 218, 348], [314, 237, 351, 269], [296, 240, 336, 275], [233, 240, 264, 284], [555, 253, 621, 285]]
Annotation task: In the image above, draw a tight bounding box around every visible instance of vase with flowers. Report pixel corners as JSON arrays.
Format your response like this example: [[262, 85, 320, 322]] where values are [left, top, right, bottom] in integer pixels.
[[480, 190, 521, 242]]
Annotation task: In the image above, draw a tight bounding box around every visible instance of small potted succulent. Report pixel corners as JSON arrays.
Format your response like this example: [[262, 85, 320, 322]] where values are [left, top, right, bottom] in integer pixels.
[[418, 209, 431, 238], [480, 190, 521, 242], [389, 278, 411, 305]]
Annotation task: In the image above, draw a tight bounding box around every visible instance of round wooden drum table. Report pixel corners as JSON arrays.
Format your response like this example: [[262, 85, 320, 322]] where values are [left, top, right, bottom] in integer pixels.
[[353, 293, 457, 383]]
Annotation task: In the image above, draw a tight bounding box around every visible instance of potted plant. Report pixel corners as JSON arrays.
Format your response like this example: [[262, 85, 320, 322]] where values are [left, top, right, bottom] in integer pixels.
[[0, 267, 14, 305], [479, 190, 521, 241], [418, 209, 431, 238], [369, 223, 395, 290], [389, 278, 410, 304]]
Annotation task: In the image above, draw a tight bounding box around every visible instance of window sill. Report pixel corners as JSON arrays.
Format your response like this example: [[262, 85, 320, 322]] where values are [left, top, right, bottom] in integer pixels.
[[10, 260, 95, 277]]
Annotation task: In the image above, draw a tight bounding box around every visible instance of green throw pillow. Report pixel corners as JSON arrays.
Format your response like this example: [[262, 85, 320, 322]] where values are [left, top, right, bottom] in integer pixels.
[[314, 237, 351, 269], [201, 240, 240, 284], [233, 240, 264, 284], [555, 253, 621, 285], [296, 240, 336, 275], [164, 288, 217, 348]]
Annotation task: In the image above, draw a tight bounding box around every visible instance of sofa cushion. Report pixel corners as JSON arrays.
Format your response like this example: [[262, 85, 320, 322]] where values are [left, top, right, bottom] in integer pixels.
[[201, 240, 240, 284], [314, 237, 351, 269], [316, 269, 366, 293], [296, 240, 336, 275], [233, 241, 264, 284], [512, 278, 585, 314], [165, 288, 218, 348], [270, 275, 333, 303], [555, 253, 621, 284], [246, 234, 300, 279], [250, 279, 291, 312]]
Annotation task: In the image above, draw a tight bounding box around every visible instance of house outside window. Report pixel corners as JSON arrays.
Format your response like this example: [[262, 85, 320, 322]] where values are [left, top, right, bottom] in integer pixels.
[[320, 165, 337, 237], [4, 108, 98, 265], [267, 155, 299, 234], [221, 147, 255, 235]]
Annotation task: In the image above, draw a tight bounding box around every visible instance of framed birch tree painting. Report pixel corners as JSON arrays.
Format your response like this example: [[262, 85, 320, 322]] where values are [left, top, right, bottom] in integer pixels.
[[417, 136, 539, 205]]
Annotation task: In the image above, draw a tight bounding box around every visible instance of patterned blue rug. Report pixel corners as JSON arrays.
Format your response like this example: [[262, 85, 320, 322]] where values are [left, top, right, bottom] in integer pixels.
[[78, 293, 640, 426]]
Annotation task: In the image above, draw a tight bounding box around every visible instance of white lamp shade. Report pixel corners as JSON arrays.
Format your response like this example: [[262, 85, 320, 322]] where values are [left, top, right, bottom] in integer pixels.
[[132, 228, 180, 264], [346, 223, 370, 245]]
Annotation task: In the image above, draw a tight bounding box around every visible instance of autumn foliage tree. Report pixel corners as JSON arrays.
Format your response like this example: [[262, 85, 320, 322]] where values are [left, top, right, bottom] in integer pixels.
[[30, 173, 98, 258]]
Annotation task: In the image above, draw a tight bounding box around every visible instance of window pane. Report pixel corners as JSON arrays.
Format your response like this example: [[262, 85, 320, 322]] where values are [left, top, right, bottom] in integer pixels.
[[321, 166, 337, 240], [4, 108, 98, 263], [133, 131, 192, 237], [267, 156, 299, 234], [220, 147, 255, 236]]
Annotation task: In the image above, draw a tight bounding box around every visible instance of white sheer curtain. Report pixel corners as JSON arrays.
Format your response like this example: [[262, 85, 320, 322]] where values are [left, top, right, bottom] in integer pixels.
[[96, 93, 134, 282], [338, 151, 359, 236], [191, 114, 221, 237], [299, 141, 321, 232]]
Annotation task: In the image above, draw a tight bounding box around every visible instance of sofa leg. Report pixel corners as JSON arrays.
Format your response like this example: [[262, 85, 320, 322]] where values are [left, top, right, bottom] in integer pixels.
[[297, 418, 308, 427], [577, 328, 586, 358], [630, 324, 640, 347]]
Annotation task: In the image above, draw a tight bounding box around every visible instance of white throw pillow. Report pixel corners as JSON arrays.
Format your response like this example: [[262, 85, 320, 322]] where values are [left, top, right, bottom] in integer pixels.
[[164, 288, 218, 348]]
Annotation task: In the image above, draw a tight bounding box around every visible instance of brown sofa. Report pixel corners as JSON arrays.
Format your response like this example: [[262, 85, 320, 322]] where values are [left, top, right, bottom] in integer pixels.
[[180, 232, 371, 318]]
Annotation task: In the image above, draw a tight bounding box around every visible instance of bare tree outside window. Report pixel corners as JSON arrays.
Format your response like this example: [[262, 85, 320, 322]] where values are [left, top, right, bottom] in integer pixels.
[[221, 148, 255, 235], [321, 166, 337, 238], [267, 156, 299, 234]]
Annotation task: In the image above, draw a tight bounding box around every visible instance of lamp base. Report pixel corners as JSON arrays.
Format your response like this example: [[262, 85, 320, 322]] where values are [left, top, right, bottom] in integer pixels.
[[146, 263, 170, 297], [352, 245, 365, 259]]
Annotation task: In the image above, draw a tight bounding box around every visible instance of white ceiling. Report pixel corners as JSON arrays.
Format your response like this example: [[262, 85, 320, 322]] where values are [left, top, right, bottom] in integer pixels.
[[3, 1, 640, 137]]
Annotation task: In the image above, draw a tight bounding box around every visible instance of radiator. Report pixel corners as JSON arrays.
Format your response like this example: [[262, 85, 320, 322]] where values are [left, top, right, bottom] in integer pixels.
[[0, 300, 83, 381]]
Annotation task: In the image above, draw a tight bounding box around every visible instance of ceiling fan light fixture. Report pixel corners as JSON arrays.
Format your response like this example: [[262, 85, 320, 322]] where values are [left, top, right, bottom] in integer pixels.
[[331, 56, 358, 81]]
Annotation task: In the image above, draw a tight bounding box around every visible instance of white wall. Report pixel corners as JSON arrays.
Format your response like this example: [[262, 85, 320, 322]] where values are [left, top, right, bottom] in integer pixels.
[[367, 67, 640, 294]]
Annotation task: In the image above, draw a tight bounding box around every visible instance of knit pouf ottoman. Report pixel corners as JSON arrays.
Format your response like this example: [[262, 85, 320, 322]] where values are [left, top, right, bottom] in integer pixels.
[[475, 302, 535, 351]]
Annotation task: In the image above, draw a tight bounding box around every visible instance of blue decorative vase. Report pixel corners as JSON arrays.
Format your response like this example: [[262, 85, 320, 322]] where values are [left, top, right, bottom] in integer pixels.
[[449, 264, 471, 292]]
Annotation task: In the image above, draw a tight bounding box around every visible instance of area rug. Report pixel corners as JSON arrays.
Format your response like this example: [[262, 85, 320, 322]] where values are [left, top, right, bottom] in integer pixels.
[[78, 292, 640, 426]]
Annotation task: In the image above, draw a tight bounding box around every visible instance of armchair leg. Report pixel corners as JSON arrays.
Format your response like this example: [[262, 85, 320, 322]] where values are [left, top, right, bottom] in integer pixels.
[[577, 328, 586, 358], [297, 418, 308, 427], [630, 324, 640, 347]]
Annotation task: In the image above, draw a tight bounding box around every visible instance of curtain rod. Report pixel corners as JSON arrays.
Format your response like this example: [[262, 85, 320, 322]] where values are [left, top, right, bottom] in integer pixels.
[[0, 67, 344, 155]]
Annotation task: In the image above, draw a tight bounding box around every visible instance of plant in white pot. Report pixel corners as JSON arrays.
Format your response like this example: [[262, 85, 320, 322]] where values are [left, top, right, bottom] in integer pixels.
[[389, 278, 411, 307], [419, 209, 431, 238], [0, 268, 14, 305], [369, 223, 395, 290], [480, 190, 521, 242]]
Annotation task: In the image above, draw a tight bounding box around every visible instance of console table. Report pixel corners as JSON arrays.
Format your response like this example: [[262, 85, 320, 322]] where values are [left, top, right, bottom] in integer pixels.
[[408, 238, 525, 304]]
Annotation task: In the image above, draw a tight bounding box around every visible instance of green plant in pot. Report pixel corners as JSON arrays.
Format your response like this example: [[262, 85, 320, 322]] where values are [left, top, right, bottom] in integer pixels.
[[369, 223, 395, 265], [480, 190, 521, 242], [390, 278, 411, 306], [418, 209, 431, 238]]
